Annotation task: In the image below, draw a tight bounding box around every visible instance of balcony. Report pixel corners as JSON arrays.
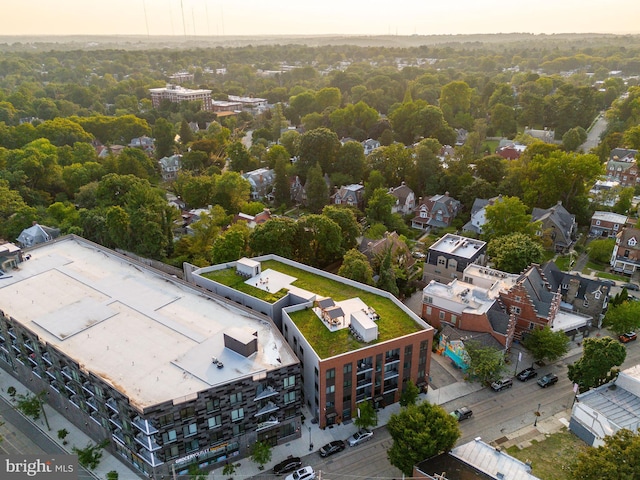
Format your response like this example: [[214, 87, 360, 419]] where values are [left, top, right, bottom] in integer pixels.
[[69, 395, 81, 409], [355, 393, 371, 402], [112, 429, 126, 445], [45, 369, 56, 380], [254, 401, 279, 417], [254, 385, 279, 401], [82, 382, 95, 396], [24, 341, 34, 352], [385, 355, 400, 364], [356, 378, 372, 389], [49, 381, 60, 393], [105, 397, 119, 413], [61, 366, 73, 380], [86, 398, 98, 411], [109, 415, 123, 430], [64, 382, 77, 396], [135, 433, 161, 452], [357, 362, 373, 373], [42, 352, 52, 365], [132, 416, 158, 435], [28, 355, 37, 367], [256, 416, 280, 431], [137, 448, 163, 467], [384, 369, 399, 380], [8, 329, 16, 339], [32, 367, 43, 378]]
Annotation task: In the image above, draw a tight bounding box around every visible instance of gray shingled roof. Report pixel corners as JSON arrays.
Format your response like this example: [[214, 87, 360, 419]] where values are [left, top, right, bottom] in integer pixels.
[[518, 266, 555, 318]]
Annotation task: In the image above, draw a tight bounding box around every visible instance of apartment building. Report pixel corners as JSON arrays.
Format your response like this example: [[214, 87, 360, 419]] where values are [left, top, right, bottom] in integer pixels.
[[149, 84, 213, 111], [0, 237, 300, 479]]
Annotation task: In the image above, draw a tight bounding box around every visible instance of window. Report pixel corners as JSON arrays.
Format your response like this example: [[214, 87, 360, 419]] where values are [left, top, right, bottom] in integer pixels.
[[206, 398, 220, 412], [185, 439, 199, 453], [629, 237, 637, 246], [425, 296, 433, 304], [594, 291, 602, 300], [583, 299, 590, 308], [230, 392, 242, 405], [614, 224, 620, 230], [515, 296, 521, 302], [451, 314, 457, 325], [232, 424, 245, 436], [326, 385, 335, 394], [283, 375, 295, 388], [158, 413, 173, 426], [231, 408, 244, 422], [511, 306, 521, 315], [208, 415, 222, 429], [438, 257, 445, 265], [284, 391, 296, 404], [183, 423, 197, 437], [180, 407, 195, 420], [343, 363, 352, 374], [326, 369, 335, 379], [161, 429, 177, 443], [426, 306, 432, 315], [439, 311, 445, 320], [595, 220, 600, 225], [166, 445, 179, 460]]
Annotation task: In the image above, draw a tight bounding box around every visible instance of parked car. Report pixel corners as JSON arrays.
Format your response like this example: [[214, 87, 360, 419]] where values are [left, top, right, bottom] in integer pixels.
[[273, 457, 302, 476], [319, 440, 345, 457], [537, 373, 559, 388], [619, 332, 638, 343], [622, 283, 640, 291], [412, 251, 426, 259], [490, 378, 513, 391], [450, 406, 473, 421], [516, 367, 538, 382], [284, 466, 315, 480], [347, 428, 373, 446]]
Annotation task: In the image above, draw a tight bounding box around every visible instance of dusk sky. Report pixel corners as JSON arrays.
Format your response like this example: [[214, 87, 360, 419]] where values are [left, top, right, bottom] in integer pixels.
[[4, 0, 640, 37]]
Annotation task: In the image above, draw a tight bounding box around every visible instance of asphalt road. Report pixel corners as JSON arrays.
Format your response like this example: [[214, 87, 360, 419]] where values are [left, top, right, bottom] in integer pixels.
[[579, 113, 607, 151]]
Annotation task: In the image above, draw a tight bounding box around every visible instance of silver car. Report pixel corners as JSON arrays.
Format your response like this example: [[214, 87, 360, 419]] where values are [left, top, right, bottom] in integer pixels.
[[347, 428, 373, 446]]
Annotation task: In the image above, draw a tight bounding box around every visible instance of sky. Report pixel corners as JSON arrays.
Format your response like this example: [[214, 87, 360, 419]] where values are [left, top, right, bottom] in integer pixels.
[[3, 0, 640, 37]]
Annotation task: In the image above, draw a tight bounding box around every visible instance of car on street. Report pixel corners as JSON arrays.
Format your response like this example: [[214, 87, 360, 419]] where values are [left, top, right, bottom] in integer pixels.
[[412, 251, 426, 259], [450, 406, 473, 421], [619, 332, 638, 343], [491, 378, 513, 391], [319, 440, 346, 457], [284, 466, 315, 480], [537, 373, 558, 388], [347, 428, 373, 446], [622, 283, 640, 291], [516, 367, 538, 382], [273, 457, 302, 476]]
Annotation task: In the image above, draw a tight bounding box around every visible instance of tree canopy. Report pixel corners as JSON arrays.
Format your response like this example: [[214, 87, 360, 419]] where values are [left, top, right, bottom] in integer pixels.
[[568, 336, 626, 393], [522, 325, 570, 364]]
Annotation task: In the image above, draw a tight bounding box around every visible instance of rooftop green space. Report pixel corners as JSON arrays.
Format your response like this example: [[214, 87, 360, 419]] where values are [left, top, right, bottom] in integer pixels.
[[204, 259, 423, 359]]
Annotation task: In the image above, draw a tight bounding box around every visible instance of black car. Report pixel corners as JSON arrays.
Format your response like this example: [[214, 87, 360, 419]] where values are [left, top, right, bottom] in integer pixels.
[[622, 283, 640, 291], [450, 406, 473, 421], [537, 373, 558, 388], [319, 440, 346, 457], [273, 457, 302, 475], [516, 367, 538, 382]]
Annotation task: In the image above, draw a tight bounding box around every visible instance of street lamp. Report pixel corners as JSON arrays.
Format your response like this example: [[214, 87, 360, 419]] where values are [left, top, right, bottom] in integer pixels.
[[534, 403, 541, 427], [308, 426, 313, 451]]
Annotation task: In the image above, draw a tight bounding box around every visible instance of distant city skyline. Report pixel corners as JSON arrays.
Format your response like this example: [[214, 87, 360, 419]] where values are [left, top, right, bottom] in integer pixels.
[[4, 0, 640, 37]]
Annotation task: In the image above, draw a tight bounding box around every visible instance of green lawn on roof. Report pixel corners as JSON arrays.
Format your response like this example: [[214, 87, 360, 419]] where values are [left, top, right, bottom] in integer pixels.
[[201, 268, 288, 303]]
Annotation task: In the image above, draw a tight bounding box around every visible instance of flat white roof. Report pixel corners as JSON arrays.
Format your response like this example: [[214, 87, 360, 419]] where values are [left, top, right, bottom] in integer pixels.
[[0, 237, 295, 411], [592, 211, 628, 223], [430, 234, 486, 259], [423, 279, 496, 316]]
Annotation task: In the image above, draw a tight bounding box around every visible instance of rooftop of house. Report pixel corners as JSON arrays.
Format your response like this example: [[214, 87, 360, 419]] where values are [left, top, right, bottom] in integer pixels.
[[423, 279, 498, 316], [531, 201, 575, 234], [592, 211, 628, 224], [0, 236, 295, 411], [429, 234, 486, 259], [199, 257, 428, 359]]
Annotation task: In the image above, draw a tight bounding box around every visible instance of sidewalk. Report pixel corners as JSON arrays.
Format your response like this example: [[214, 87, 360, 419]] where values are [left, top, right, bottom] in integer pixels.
[[0, 370, 133, 480]]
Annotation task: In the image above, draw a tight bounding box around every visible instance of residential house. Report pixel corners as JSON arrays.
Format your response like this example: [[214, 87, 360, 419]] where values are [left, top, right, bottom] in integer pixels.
[[242, 168, 276, 201], [189, 255, 434, 428], [290, 174, 331, 207], [331, 184, 365, 210], [454, 128, 468, 146], [411, 193, 461, 231], [532, 201, 577, 253], [542, 262, 609, 325], [496, 142, 526, 160], [436, 324, 505, 370], [158, 154, 182, 181], [611, 226, 640, 275], [589, 180, 620, 207], [233, 209, 272, 229], [96, 144, 125, 158], [227, 95, 268, 112], [16, 223, 60, 248], [389, 182, 416, 215], [570, 365, 640, 447], [359, 231, 415, 271], [0, 237, 301, 479], [362, 138, 380, 155], [462, 195, 503, 235], [414, 438, 540, 480], [422, 234, 486, 284], [606, 148, 638, 187], [0, 242, 22, 275], [590, 211, 628, 237], [128, 136, 155, 155], [524, 127, 555, 143]]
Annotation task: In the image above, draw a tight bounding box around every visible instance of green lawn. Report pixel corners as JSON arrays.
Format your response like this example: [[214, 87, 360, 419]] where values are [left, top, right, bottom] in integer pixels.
[[205, 260, 423, 358], [554, 255, 571, 271], [506, 429, 587, 480]]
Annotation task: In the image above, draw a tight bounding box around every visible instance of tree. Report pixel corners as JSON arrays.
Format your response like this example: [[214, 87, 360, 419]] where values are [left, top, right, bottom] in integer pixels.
[[604, 301, 640, 335], [365, 188, 395, 229], [522, 325, 570, 364], [305, 163, 329, 214], [587, 238, 616, 264], [249, 217, 298, 259], [106, 471, 119, 480], [464, 340, 506, 384], [16, 390, 50, 430], [211, 223, 250, 264], [322, 205, 361, 251], [335, 141, 366, 184], [387, 401, 460, 475], [483, 196, 538, 241], [399, 380, 420, 407], [73, 440, 109, 470], [487, 233, 544, 273], [562, 126, 587, 151], [214, 171, 251, 214], [568, 336, 626, 393], [227, 141, 256, 173], [179, 119, 194, 145], [57, 428, 69, 445], [297, 127, 341, 178], [569, 428, 640, 480], [273, 156, 291, 207], [250, 441, 272, 470], [353, 401, 377, 430], [153, 117, 175, 159], [295, 215, 343, 267], [338, 249, 374, 285], [613, 186, 634, 215], [376, 245, 399, 297]]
